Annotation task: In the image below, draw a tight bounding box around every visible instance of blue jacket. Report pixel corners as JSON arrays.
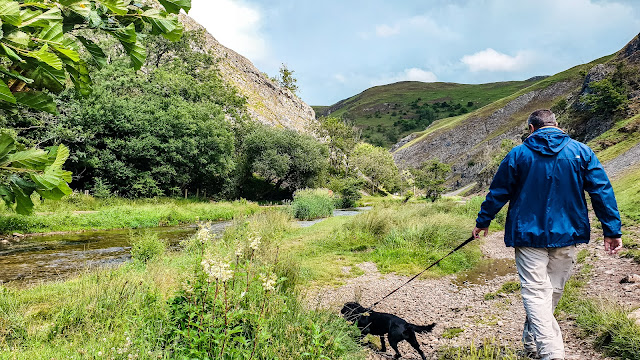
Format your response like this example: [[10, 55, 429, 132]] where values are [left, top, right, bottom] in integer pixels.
[[476, 127, 622, 248]]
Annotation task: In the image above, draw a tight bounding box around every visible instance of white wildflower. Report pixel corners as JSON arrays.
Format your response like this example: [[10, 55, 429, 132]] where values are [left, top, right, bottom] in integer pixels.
[[249, 233, 261, 251], [259, 273, 277, 292], [202, 257, 233, 283], [97, 351, 102, 357]]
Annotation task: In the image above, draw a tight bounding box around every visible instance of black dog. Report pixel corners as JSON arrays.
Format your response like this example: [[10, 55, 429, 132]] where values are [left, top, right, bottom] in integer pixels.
[[341, 302, 435, 360]]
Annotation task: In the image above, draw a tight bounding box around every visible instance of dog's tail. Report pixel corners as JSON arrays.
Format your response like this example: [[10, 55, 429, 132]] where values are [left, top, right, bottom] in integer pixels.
[[409, 322, 436, 334]]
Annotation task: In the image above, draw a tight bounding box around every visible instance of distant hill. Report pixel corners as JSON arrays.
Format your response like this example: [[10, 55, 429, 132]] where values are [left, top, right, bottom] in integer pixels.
[[313, 80, 539, 147], [391, 32, 640, 195]]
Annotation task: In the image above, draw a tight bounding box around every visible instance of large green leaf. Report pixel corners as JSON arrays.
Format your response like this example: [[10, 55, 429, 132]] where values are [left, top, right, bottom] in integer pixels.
[[0, 0, 20, 26], [31, 167, 72, 190], [31, 44, 63, 70], [53, 45, 80, 62], [4, 148, 49, 169], [20, 7, 62, 28], [120, 39, 145, 71], [0, 133, 16, 160], [0, 43, 23, 62], [4, 30, 29, 47], [0, 79, 16, 104], [37, 182, 71, 200], [49, 144, 70, 169], [142, 9, 183, 41], [102, 0, 130, 16], [76, 36, 106, 69], [158, 0, 191, 14], [14, 91, 57, 114], [0, 66, 33, 84], [38, 22, 63, 43], [113, 23, 136, 43], [0, 185, 15, 208], [10, 180, 34, 215], [65, 59, 91, 96], [30, 62, 66, 92]]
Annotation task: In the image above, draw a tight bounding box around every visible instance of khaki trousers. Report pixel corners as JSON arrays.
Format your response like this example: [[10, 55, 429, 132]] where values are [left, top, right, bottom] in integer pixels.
[[515, 246, 576, 360]]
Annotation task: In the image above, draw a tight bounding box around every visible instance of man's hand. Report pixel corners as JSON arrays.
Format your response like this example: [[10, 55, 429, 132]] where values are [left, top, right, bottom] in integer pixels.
[[472, 227, 488, 239], [604, 237, 623, 255]]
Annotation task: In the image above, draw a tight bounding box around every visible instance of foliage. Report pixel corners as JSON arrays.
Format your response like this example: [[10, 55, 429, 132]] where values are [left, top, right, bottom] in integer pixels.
[[129, 230, 166, 263], [274, 63, 299, 94], [583, 79, 628, 115], [612, 166, 640, 224], [0, 0, 190, 114], [327, 176, 364, 208], [411, 159, 451, 201], [438, 339, 524, 359], [479, 139, 518, 187], [351, 142, 399, 194], [315, 116, 360, 175], [290, 188, 335, 220], [241, 125, 328, 196], [0, 131, 71, 214], [484, 281, 521, 300]]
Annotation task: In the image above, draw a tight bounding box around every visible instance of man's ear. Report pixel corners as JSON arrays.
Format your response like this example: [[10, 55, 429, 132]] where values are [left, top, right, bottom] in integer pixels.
[[529, 124, 535, 134]]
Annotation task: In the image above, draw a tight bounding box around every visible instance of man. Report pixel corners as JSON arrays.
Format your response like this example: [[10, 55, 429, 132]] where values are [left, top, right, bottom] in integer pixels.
[[472, 109, 622, 360]]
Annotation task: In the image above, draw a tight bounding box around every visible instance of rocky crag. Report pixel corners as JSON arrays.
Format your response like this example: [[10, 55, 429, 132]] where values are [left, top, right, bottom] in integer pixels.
[[392, 33, 640, 189], [180, 15, 318, 134]]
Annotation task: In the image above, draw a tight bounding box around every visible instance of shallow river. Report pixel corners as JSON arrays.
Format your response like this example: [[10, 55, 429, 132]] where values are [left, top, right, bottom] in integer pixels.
[[0, 208, 370, 286]]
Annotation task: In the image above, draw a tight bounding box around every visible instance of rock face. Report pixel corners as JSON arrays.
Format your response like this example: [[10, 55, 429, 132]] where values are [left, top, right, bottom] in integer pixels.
[[180, 15, 318, 134]]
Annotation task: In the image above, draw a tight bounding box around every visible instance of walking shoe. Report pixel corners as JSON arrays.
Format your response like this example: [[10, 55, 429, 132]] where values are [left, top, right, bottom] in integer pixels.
[[516, 349, 540, 359]]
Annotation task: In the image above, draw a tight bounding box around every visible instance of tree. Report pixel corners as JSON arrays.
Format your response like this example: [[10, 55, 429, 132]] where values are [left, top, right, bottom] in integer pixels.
[[315, 116, 360, 175], [0, 0, 191, 211], [275, 63, 298, 94], [583, 79, 628, 115], [241, 125, 328, 195], [351, 143, 399, 194], [411, 160, 451, 201]]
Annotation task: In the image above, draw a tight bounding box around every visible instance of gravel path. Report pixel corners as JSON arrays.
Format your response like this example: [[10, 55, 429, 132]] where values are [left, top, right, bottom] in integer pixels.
[[309, 229, 639, 359], [604, 142, 640, 179]]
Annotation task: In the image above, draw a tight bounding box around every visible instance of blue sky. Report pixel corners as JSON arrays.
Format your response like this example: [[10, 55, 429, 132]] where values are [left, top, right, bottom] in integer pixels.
[[189, 0, 640, 106]]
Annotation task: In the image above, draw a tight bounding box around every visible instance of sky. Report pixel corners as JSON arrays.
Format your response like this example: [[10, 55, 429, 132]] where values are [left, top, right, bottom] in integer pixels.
[[188, 0, 640, 106]]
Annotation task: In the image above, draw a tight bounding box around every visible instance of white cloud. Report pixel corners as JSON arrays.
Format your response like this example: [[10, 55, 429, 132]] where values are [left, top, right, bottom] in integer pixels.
[[333, 74, 347, 83], [371, 68, 437, 86], [461, 49, 531, 72], [189, 0, 268, 62], [375, 24, 400, 37]]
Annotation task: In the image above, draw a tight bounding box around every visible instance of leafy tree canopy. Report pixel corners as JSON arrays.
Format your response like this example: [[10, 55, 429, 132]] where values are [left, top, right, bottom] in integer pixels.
[[351, 142, 399, 194]]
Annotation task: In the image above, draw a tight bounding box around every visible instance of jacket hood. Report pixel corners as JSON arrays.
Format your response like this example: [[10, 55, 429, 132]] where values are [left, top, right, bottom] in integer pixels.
[[524, 127, 571, 155]]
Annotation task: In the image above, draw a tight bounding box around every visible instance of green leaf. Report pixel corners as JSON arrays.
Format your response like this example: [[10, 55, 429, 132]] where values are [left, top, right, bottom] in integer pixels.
[[102, 0, 130, 16], [0, 66, 33, 83], [65, 60, 91, 96], [112, 23, 136, 43], [0, 133, 16, 160], [76, 36, 106, 69], [4, 30, 29, 47], [5, 148, 49, 169], [0, 43, 23, 62], [0, 80, 16, 104], [20, 7, 62, 28], [11, 180, 34, 215], [49, 144, 70, 169], [158, 0, 191, 14], [142, 9, 183, 41], [30, 44, 63, 70], [31, 168, 72, 191], [37, 182, 71, 200], [0, 185, 15, 208], [0, 0, 20, 26], [38, 22, 63, 43], [58, 0, 91, 18], [29, 62, 66, 92], [53, 45, 80, 62], [14, 91, 57, 114], [120, 39, 145, 71]]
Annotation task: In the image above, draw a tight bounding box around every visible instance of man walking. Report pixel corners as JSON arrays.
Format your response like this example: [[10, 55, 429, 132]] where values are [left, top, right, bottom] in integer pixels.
[[472, 109, 622, 360]]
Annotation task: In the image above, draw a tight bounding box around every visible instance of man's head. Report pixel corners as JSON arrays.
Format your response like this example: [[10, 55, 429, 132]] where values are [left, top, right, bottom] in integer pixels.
[[527, 109, 558, 133]]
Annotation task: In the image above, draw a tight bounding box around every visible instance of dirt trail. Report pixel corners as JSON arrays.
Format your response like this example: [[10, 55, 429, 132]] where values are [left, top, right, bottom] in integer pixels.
[[310, 230, 639, 359]]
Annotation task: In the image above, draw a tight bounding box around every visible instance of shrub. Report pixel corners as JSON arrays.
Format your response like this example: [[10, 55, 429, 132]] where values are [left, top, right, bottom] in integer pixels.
[[290, 188, 335, 220], [327, 177, 364, 208], [129, 231, 166, 263]]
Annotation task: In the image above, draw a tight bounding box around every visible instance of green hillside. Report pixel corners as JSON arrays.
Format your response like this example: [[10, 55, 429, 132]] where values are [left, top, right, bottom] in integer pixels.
[[313, 80, 539, 147]]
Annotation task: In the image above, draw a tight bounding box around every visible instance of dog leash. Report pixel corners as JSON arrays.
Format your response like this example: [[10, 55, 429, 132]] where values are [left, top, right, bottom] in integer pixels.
[[368, 235, 475, 310]]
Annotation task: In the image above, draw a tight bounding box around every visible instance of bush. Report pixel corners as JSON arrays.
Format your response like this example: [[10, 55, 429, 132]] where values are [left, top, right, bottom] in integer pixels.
[[290, 188, 335, 220], [327, 177, 364, 208], [129, 231, 166, 263]]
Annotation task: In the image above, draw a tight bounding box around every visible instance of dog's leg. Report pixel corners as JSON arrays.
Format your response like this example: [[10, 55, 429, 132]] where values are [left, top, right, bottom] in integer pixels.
[[388, 337, 402, 359], [379, 335, 387, 352], [406, 332, 427, 360]]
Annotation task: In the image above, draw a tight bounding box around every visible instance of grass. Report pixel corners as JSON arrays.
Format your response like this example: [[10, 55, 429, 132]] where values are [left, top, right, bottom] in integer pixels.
[[589, 113, 640, 163], [0, 194, 261, 235], [438, 339, 525, 359], [612, 166, 640, 224], [290, 188, 335, 220], [555, 255, 640, 359], [285, 197, 494, 285], [484, 281, 521, 301], [0, 211, 366, 359]]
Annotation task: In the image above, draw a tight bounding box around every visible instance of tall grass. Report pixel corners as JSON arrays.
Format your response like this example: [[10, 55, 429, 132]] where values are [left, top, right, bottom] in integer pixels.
[[438, 339, 525, 359], [290, 188, 335, 220]]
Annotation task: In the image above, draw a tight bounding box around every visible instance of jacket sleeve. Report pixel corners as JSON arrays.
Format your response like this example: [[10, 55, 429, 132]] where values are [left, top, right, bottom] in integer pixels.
[[476, 149, 517, 228], [583, 149, 622, 237]]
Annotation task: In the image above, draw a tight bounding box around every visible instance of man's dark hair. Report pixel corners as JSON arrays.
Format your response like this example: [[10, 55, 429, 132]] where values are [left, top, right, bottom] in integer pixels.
[[527, 109, 557, 129]]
